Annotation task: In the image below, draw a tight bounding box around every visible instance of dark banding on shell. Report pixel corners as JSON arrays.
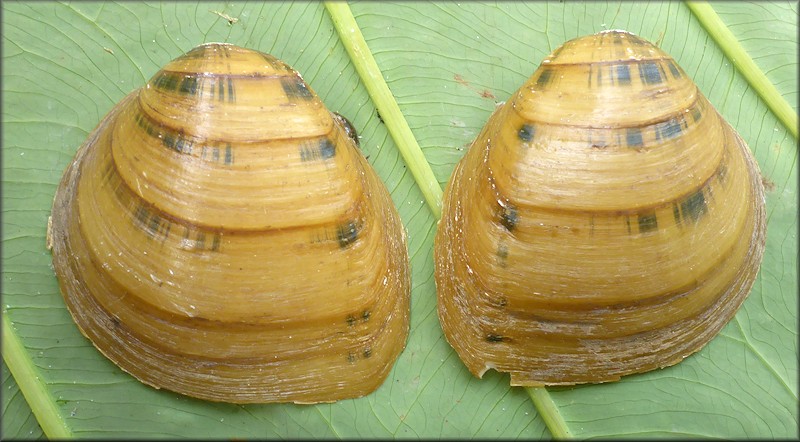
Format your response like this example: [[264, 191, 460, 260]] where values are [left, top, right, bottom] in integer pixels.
[[434, 30, 767, 386], [48, 43, 410, 403]]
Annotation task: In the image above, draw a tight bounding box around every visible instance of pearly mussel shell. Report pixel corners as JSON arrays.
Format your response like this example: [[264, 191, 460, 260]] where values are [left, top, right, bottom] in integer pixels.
[[48, 43, 410, 403], [434, 30, 767, 386]]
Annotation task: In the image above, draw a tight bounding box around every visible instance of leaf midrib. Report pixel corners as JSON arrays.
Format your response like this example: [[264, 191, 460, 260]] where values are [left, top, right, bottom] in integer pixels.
[[2, 310, 72, 438]]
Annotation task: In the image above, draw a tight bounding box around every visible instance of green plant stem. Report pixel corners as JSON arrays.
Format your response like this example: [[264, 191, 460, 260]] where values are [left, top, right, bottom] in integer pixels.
[[527, 387, 573, 439], [686, 1, 798, 139], [2, 310, 73, 439], [324, 1, 443, 219]]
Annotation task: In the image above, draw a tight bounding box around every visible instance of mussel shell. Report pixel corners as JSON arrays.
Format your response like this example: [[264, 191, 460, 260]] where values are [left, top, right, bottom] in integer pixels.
[[434, 30, 767, 385], [49, 43, 410, 403]]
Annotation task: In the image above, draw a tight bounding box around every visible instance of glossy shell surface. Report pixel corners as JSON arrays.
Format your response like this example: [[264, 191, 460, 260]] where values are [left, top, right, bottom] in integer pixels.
[[48, 43, 410, 403], [434, 30, 767, 386]]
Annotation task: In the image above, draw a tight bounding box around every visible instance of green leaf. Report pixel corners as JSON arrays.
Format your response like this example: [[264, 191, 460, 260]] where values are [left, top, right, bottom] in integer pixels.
[[2, 359, 45, 440], [2, 312, 72, 438], [2, 1, 796, 439], [687, 1, 797, 137]]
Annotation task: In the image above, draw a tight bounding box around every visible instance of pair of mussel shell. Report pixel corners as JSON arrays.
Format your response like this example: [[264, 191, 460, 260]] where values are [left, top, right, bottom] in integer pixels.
[[49, 30, 766, 404]]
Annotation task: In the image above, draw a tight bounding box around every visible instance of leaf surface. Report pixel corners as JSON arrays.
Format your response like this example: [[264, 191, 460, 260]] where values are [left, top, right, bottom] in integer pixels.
[[2, 360, 44, 440]]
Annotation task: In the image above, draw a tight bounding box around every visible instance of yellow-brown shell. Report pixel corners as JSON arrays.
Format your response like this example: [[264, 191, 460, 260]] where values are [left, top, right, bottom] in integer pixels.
[[434, 30, 767, 386], [48, 43, 410, 403]]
